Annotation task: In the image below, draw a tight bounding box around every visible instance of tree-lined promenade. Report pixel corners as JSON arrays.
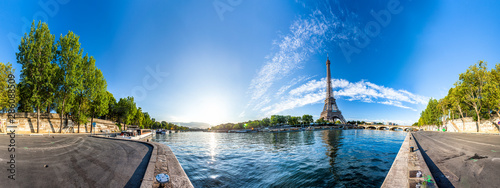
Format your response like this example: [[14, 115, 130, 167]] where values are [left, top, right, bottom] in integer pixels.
[[417, 61, 500, 132], [1, 21, 187, 133]]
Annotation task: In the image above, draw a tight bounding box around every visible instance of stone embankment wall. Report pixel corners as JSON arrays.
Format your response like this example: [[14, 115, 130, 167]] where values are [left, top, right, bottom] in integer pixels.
[[420, 116, 500, 133], [0, 113, 119, 134]]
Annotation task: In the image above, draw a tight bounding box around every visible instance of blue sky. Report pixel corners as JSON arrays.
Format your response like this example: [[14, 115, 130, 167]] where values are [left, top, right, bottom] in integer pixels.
[[1, 0, 499, 127]]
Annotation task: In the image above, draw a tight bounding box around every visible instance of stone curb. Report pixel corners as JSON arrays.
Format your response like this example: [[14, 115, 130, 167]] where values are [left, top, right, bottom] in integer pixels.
[[91, 135, 157, 188], [382, 132, 410, 187], [382, 132, 438, 188], [409, 133, 438, 187], [151, 142, 194, 188]]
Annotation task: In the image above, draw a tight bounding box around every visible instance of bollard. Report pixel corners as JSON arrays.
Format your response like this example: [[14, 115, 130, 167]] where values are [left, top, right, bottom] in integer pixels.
[[410, 146, 414, 152], [156, 173, 170, 187]]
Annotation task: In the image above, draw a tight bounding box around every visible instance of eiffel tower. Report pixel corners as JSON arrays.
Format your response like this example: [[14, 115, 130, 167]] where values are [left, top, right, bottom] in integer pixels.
[[320, 55, 346, 123]]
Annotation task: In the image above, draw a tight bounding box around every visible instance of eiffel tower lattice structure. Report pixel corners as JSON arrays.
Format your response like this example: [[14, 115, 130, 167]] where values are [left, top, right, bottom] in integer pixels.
[[320, 55, 346, 123]]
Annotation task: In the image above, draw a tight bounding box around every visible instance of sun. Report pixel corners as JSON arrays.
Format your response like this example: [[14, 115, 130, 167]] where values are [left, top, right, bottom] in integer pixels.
[[197, 98, 228, 125]]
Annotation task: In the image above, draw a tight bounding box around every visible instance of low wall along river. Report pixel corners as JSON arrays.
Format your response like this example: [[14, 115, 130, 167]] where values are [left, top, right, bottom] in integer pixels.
[[0, 113, 119, 134]]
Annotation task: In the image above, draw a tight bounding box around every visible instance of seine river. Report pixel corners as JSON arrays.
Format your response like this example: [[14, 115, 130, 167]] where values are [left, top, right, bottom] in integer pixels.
[[153, 129, 406, 188]]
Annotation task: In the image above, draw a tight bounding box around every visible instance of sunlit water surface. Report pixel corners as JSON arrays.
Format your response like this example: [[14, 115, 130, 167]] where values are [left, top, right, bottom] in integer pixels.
[[153, 129, 406, 188]]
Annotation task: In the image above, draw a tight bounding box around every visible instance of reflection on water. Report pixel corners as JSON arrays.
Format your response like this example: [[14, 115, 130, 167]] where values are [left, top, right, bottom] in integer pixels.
[[153, 129, 406, 188]]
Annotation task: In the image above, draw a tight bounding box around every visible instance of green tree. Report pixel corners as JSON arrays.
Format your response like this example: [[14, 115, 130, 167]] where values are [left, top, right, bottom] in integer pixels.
[[316, 117, 326, 124], [437, 97, 450, 126], [161, 121, 167, 129], [261, 117, 270, 127], [16, 21, 56, 133], [142, 112, 153, 129], [0, 62, 17, 112], [270, 115, 279, 126], [448, 86, 469, 130], [457, 61, 489, 132], [87, 59, 108, 133], [485, 64, 500, 118], [302, 114, 313, 125], [115, 97, 137, 130], [55, 31, 84, 132], [105, 91, 116, 120], [134, 107, 144, 128], [289, 116, 299, 125]]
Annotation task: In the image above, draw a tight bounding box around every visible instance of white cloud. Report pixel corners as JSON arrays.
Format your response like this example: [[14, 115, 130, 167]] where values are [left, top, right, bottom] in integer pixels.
[[242, 3, 423, 121], [378, 100, 415, 111], [276, 75, 311, 96], [259, 78, 427, 116], [246, 8, 357, 114]]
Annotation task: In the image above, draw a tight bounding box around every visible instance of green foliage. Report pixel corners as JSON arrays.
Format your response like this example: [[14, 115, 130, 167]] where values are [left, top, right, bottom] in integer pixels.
[[261, 117, 270, 127], [16, 21, 57, 133], [418, 98, 441, 126], [0, 62, 17, 112], [301, 114, 313, 125], [316, 117, 327, 124], [115, 97, 137, 128], [53, 30, 85, 132], [134, 107, 144, 128], [418, 61, 500, 132], [142, 112, 153, 129], [288, 116, 300, 125]]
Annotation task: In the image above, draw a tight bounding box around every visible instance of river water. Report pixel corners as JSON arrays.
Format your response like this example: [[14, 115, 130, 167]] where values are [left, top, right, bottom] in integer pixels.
[[152, 129, 406, 188]]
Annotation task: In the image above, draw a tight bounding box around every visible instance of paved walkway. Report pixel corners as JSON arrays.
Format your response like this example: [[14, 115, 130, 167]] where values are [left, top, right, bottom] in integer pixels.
[[0, 135, 151, 188], [413, 131, 500, 188]]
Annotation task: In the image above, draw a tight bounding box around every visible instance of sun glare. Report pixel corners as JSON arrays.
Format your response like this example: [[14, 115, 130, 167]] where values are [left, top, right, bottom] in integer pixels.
[[198, 98, 228, 125]]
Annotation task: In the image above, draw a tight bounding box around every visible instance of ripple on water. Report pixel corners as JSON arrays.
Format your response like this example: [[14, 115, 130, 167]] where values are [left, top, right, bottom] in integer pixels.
[[153, 130, 406, 188]]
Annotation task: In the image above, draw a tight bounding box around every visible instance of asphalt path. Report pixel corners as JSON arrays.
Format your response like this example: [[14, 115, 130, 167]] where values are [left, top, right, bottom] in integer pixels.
[[413, 131, 500, 188], [0, 134, 152, 188]]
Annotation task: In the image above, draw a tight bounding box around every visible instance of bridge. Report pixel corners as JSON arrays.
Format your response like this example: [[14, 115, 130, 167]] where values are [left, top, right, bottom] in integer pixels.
[[356, 125, 418, 131]]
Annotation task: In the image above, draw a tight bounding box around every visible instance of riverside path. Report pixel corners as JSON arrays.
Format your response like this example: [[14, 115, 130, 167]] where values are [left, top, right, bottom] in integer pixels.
[[0, 134, 152, 188], [413, 131, 500, 188]]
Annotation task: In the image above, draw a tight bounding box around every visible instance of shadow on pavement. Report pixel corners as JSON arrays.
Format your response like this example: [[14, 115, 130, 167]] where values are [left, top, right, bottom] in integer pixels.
[[413, 134, 455, 188], [124, 142, 153, 188]]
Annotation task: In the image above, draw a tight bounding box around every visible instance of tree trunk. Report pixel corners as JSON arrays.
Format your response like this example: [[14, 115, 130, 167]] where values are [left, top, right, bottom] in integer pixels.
[[65, 114, 70, 133], [59, 111, 64, 133], [59, 98, 66, 133], [476, 110, 480, 133], [458, 105, 465, 131], [36, 106, 40, 133], [91, 110, 94, 134], [76, 100, 82, 133]]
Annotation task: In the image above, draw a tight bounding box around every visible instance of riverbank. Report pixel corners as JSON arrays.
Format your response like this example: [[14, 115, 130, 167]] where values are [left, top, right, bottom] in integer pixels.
[[93, 133, 194, 188], [0, 135, 150, 187], [413, 131, 500, 187], [0, 133, 193, 187], [382, 132, 436, 187]]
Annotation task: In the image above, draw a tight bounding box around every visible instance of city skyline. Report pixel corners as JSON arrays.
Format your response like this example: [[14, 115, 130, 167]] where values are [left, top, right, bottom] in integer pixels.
[[1, 0, 500, 127]]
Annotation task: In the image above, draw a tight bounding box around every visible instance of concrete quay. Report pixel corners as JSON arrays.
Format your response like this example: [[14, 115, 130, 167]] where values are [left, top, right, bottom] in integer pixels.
[[0, 134, 193, 188], [93, 133, 194, 188], [413, 131, 500, 188], [382, 132, 437, 188], [0, 134, 150, 187]]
